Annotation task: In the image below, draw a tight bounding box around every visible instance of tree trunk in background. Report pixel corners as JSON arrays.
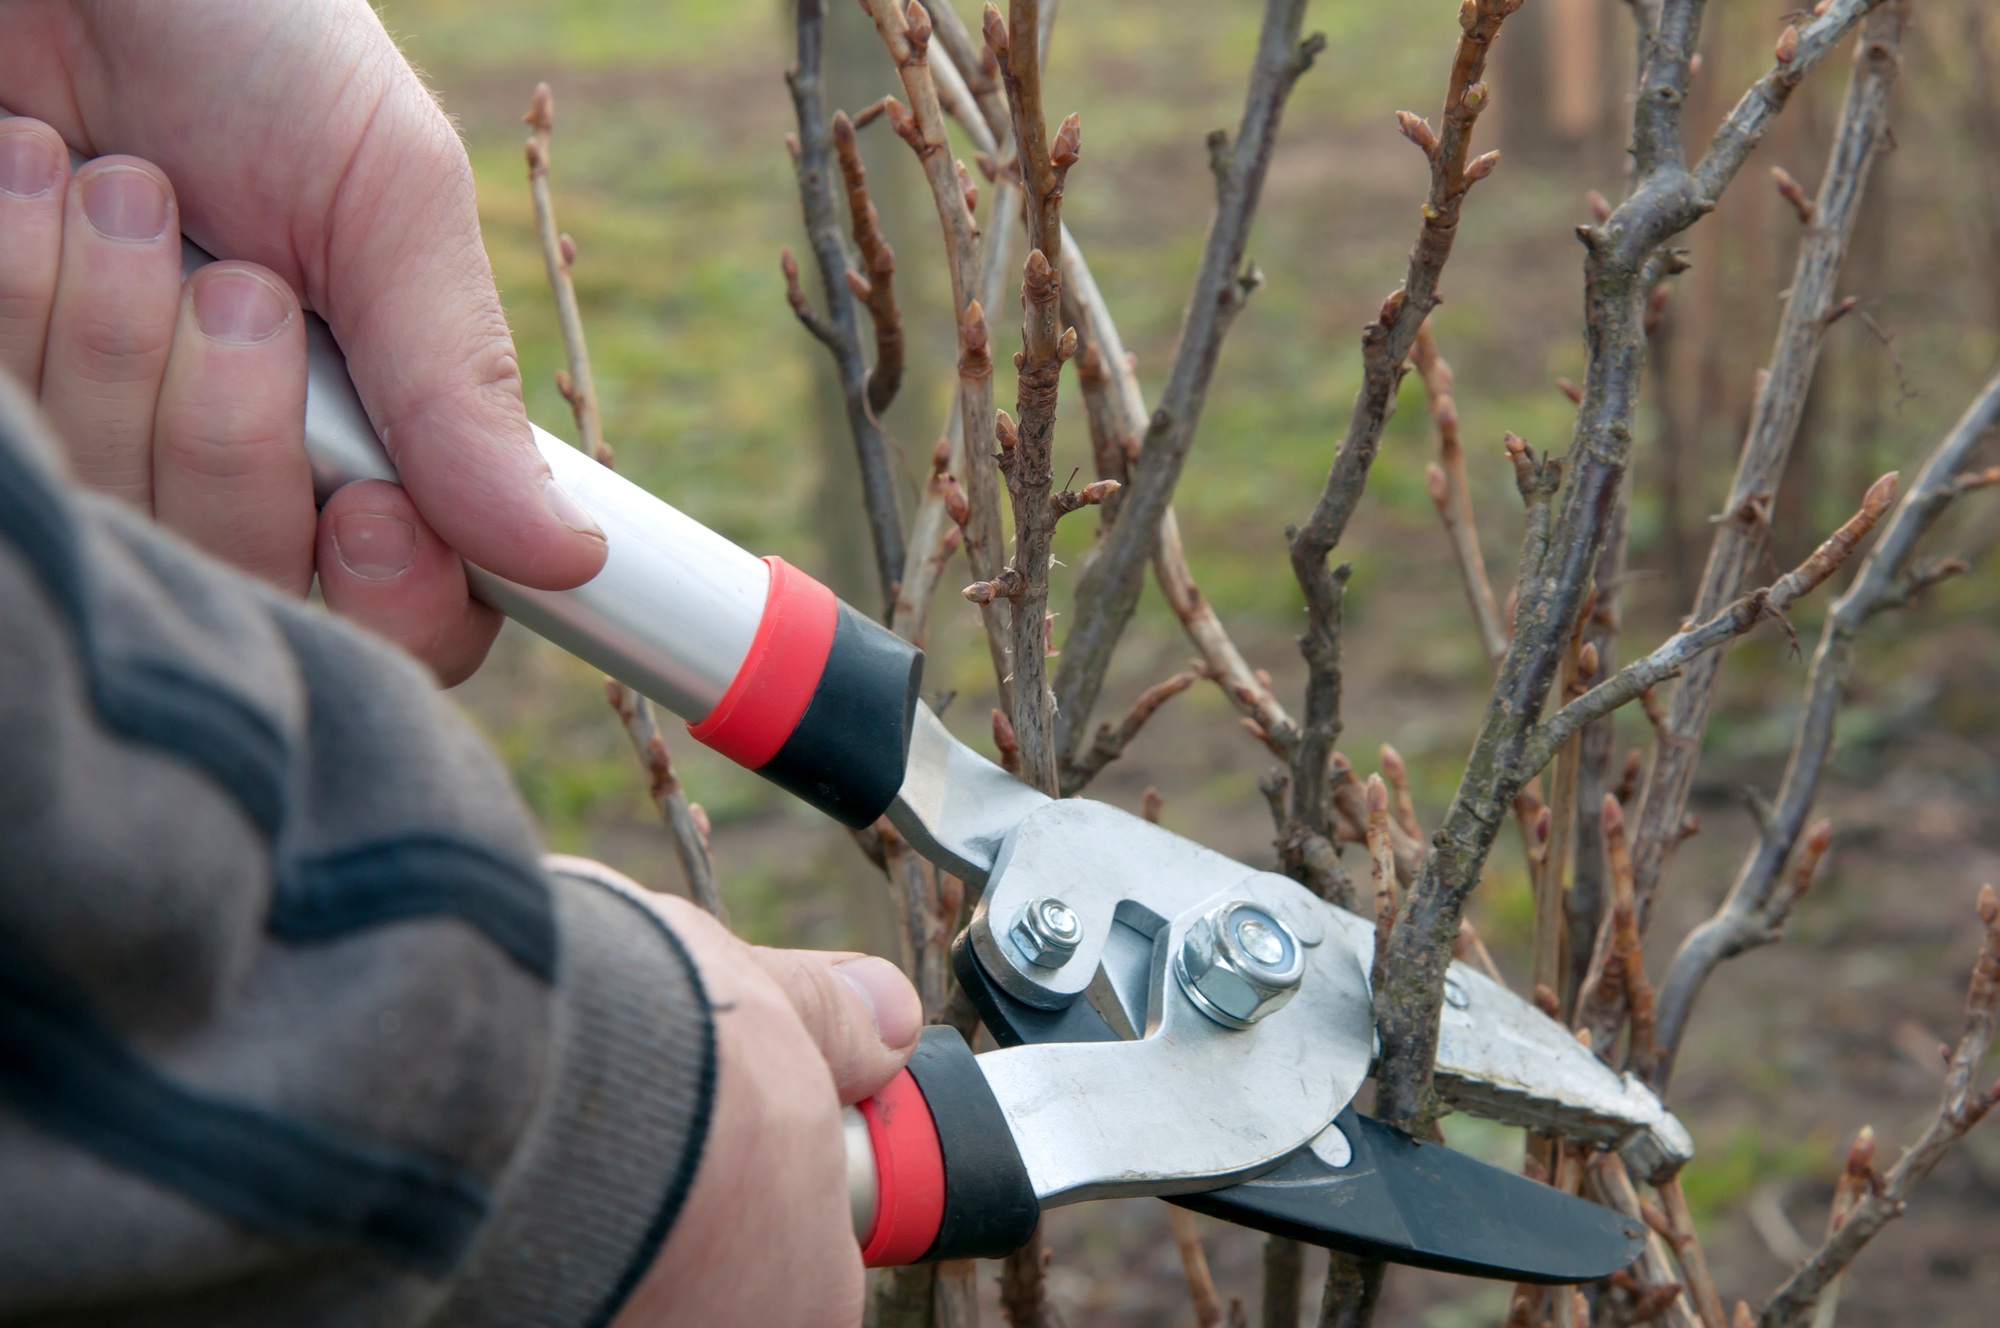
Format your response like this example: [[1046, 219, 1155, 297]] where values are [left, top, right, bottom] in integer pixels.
[[1546, 0, 1601, 144]]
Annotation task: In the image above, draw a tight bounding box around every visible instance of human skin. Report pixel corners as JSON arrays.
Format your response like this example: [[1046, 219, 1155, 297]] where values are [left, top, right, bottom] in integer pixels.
[[0, 7, 924, 1321], [0, 0, 610, 680]]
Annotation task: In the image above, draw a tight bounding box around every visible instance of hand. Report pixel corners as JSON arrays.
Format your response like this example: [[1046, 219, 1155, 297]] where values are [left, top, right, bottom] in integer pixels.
[[617, 892, 923, 1328], [0, 2, 608, 681]]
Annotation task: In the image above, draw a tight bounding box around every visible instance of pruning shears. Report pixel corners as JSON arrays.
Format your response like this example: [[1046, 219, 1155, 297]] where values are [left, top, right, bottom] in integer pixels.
[[189, 228, 1693, 1283]]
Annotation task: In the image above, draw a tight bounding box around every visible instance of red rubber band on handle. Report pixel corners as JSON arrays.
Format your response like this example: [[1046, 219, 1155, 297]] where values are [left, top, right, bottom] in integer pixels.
[[687, 556, 838, 770], [858, 1069, 947, 1267]]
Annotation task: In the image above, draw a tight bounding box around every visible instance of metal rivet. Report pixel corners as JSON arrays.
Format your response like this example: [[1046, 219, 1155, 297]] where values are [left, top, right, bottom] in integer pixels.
[[1444, 973, 1471, 1010]]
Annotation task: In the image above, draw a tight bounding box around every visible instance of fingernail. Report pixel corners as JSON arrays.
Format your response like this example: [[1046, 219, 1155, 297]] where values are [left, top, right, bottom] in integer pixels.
[[332, 513, 417, 582], [81, 165, 169, 241], [0, 131, 59, 199], [543, 476, 605, 540], [835, 957, 922, 1050], [194, 268, 291, 344]]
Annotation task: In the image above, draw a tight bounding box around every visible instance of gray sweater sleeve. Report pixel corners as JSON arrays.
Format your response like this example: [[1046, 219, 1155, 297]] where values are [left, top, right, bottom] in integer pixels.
[[0, 374, 713, 1328]]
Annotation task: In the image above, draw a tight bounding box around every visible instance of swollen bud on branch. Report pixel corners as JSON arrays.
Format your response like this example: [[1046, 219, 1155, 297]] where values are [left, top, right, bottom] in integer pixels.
[[884, 97, 922, 151], [1577, 640, 1599, 679], [1396, 110, 1439, 157], [942, 475, 970, 526], [1464, 150, 1500, 183], [982, 2, 1009, 62], [995, 408, 1019, 453], [844, 269, 874, 302], [1458, 0, 1478, 34], [1051, 113, 1083, 174], [559, 232, 578, 268], [1460, 81, 1489, 116], [1775, 23, 1800, 63], [1056, 326, 1078, 362], [956, 159, 978, 214], [1425, 462, 1449, 510], [904, 0, 932, 51], [1772, 165, 1816, 224]]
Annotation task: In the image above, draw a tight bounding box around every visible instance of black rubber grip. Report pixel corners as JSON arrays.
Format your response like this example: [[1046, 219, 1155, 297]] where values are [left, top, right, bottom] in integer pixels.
[[902, 1026, 1040, 1262], [758, 604, 922, 829]]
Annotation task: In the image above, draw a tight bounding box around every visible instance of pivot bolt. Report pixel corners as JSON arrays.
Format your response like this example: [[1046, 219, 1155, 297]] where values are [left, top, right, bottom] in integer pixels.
[[1174, 900, 1305, 1029], [1009, 896, 1083, 969]]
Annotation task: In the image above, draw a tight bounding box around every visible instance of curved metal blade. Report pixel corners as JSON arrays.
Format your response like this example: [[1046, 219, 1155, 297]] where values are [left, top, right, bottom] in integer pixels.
[[1177, 1109, 1648, 1284]]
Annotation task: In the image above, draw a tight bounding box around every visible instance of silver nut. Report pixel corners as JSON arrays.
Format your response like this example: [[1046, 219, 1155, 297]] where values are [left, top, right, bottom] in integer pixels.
[[1009, 896, 1083, 969], [1174, 900, 1305, 1029]]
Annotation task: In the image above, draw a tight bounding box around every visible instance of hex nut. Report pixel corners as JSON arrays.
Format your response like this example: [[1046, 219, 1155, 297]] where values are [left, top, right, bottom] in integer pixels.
[[1009, 896, 1083, 969], [1174, 900, 1305, 1029]]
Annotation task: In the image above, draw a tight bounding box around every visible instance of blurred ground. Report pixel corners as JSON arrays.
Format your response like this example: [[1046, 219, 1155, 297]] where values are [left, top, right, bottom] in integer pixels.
[[381, 0, 2000, 1320]]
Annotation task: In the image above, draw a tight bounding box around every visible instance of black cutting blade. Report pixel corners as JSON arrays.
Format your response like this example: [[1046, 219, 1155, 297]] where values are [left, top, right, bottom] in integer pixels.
[[954, 933, 1647, 1284], [1176, 1108, 1645, 1283]]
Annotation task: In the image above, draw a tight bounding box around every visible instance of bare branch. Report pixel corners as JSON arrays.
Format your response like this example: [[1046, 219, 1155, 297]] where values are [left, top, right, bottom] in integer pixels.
[[865, 0, 1014, 700], [786, 1, 908, 615], [606, 680, 724, 919], [1758, 885, 2000, 1326], [1652, 368, 2000, 1087], [1414, 321, 1506, 666], [1050, 0, 1323, 759], [1167, 1207, 1228, 1328], [1059, 668, 1198, 796], [525, 84, 609, 468], [525, 83, 724, 917], [830, 112, 905, 416], [1526, 472, 1899, 774], [892, 175, 1020, 646], [1627, 0, 1908, 934], [985, 0, 1081, 795]]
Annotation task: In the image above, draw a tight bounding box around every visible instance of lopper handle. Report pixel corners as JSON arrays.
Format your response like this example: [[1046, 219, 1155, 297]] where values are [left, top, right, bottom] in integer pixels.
[[845, 1027, 1039, 1266], [185, 239, 922, 828]]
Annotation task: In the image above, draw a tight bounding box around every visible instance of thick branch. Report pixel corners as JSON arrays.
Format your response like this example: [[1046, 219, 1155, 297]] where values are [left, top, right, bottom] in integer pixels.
[[986, 1, 1080, 796], [1050, 0, 1322, 759], [1627, 0, 1908, 930], [785, 3, 906, 615], [1652, 368, 2000, 1087], [1370, 0, 1887, 1134]]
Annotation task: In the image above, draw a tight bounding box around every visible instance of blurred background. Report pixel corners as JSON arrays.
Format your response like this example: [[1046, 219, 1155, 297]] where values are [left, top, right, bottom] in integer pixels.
[[381, 0, 2000, 1320]]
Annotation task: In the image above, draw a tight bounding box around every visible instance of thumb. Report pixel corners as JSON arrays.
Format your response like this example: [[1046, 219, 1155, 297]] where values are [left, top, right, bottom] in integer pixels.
[[751, 950, 922, 1105], [309, 44, 606, 590]]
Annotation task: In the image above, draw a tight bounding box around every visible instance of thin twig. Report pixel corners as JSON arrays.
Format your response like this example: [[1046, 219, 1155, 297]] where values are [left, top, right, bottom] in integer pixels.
[[866, 0, 1014, 703], [1168, 1207, 1228, 1328], [525, 84, 724, 917], [785, 3, 907, 615], [1653, 368, 2000, 1088], [830, 112, 905, 416], [1413, 321, 1506, 666], [1059, 668, 1198, 796], [525, 84, 609, 468], [1626, 0, 1909, 933], [1050, 0, 1323, 760], [606, 680, 724, 920], [1758, 885, 2000, 1326], [1526, 473, 1899, 776], [1284, 0, 1523, 864]]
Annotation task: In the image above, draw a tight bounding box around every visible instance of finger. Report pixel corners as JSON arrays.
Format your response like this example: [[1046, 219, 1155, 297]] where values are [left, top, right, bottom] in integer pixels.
[[750, 949, 922, 1105], [152, 262, 315, 595], [0, 117, 68, 387], [39, 155, 181, 508], [313, 73, 605, 591], [316, 479, 502, 684]]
